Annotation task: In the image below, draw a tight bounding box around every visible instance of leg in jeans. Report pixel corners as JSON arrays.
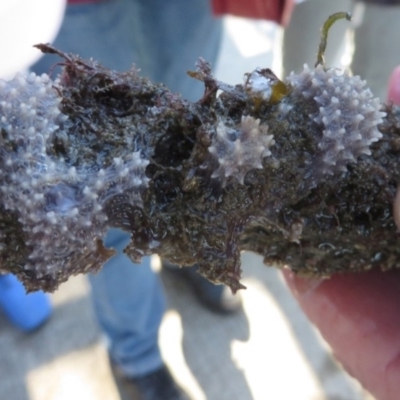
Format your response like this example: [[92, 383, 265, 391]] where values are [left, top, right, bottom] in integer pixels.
[[89, 229, 166, 377], [31, 0, 222, 377]]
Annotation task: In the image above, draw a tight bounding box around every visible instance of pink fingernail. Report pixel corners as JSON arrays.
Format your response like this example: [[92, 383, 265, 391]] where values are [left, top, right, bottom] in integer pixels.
[[387, 66, 400, 104]]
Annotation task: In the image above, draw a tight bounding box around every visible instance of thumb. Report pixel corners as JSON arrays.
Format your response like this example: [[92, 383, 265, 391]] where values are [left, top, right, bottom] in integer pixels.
[[387, 66, 400, 104]]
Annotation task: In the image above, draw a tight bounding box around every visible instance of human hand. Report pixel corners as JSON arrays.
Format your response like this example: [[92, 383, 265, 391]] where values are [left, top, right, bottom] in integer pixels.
[[282, 66, 400, 400]]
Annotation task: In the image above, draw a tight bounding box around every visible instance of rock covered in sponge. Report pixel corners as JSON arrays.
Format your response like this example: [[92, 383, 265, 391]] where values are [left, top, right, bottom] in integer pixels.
[[1, 44, 400, 294], [286, 64, 386, 175]]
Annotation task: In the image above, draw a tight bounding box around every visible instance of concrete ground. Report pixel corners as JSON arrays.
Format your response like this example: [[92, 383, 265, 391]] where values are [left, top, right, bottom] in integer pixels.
[[0, 17, 375, 400]]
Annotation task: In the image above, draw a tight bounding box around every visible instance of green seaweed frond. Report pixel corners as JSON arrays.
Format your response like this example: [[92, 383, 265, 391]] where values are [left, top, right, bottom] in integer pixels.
[[315, 12, 352, 68]]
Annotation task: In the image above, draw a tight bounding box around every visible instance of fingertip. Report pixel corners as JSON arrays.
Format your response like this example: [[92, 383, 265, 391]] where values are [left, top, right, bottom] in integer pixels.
[[387, 66, 400, 104], [283, 268, 400, 400]]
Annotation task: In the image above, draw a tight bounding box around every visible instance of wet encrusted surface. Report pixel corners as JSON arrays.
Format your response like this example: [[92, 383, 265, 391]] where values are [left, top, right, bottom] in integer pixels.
[[1, 45, 400, 292]]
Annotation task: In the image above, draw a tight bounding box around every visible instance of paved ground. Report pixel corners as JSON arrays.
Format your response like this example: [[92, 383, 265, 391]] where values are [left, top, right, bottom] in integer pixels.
[[0, 17, 375, 400]]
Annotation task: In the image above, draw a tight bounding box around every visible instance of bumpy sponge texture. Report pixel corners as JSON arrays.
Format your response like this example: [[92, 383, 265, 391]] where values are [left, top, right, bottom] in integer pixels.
[[286, 64, 385, 174], [208, 115, 274, 184], [0, 72, 149, 288]]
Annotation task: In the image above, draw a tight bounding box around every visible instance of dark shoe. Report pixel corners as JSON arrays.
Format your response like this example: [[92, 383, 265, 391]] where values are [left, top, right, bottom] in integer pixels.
[[162, 261, 242, 314], [109, 360, 191, 400]]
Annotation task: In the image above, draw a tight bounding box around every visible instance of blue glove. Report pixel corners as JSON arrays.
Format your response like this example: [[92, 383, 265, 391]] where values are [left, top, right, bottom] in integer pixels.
[[0, 274, 52, 332]]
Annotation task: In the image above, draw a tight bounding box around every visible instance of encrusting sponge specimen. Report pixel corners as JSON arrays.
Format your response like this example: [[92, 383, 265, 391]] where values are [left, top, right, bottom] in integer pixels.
[[1, 13, 400, 293], [287, 64, 385, 178], [0, 69, 150, 286], [206, 115, 275, 185]]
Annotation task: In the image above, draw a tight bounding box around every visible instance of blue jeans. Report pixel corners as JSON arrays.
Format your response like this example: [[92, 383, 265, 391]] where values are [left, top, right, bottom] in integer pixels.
[[32, 0, 222, 377]]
